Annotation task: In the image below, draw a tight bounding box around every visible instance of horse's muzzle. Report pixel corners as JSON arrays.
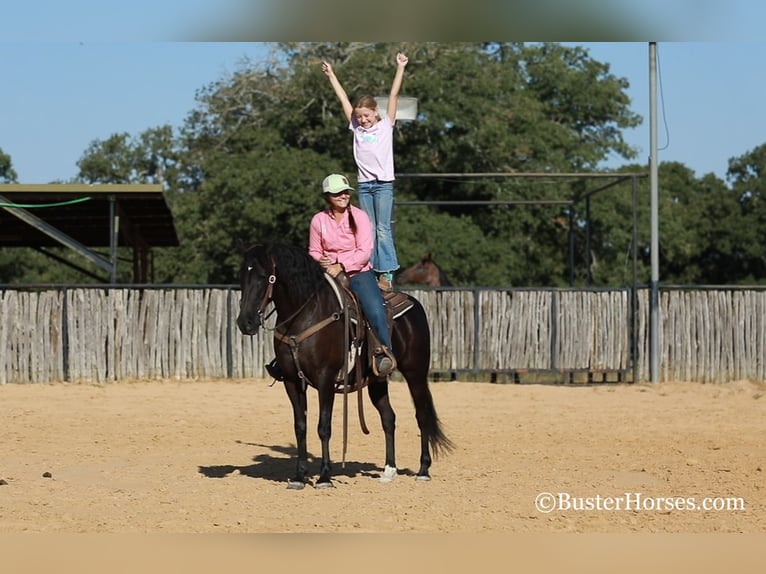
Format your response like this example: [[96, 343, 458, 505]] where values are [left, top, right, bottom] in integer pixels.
[[236, 314, 260, 336]]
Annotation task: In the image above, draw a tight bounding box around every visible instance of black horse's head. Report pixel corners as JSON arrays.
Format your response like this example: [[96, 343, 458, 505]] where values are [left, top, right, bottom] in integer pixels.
[[237, 244, 273, 336], [236, 243, 326, 335]]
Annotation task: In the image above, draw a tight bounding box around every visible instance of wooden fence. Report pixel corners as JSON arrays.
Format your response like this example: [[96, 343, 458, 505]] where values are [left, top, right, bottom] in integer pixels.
[[1, 286, 765, 384]]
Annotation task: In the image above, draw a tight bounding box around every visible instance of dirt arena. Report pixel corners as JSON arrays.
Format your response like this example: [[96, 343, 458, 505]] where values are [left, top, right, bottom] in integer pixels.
[[1, 377, 764, 534]]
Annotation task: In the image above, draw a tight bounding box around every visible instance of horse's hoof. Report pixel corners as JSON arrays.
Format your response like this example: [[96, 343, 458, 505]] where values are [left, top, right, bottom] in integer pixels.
[[287, 480, 306, 490], [415, 474, 431, 482], [379, 465, 398, 483], [315, 481, 335, 489]]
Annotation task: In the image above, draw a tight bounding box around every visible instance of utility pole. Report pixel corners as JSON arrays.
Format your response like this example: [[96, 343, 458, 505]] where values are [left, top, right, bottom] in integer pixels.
[[649, 42, 660, 384]]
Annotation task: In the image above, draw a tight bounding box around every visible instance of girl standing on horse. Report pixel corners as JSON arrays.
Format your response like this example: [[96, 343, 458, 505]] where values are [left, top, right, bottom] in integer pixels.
[[264, 173, 396, 381], [322, 52, 409, 292], [308, 173, 395, 377]]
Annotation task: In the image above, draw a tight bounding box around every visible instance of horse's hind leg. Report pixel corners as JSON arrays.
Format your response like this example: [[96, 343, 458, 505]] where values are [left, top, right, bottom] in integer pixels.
[[399, 366, 452, 480], [406, 375, 455, 480], [368, 379, 398, 482], [392, 302, 454, 481], [404, 378, 434, 479], [283, 381, 309, 489]]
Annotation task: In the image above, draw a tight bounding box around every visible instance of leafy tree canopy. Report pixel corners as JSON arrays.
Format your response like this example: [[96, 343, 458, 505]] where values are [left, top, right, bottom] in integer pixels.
[[2, 43, 765, 287]]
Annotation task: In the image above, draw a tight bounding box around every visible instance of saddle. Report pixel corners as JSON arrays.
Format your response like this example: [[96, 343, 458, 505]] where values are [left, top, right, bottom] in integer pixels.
[[331, 271, 414, 393]]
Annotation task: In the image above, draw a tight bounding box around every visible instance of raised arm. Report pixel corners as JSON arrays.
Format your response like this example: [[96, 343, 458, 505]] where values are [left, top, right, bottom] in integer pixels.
[[322, 61, 353, 123], [387, 52, 408, 122]]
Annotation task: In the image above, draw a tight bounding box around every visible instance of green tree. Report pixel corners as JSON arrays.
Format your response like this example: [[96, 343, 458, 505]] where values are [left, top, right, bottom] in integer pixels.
[[76, 126, 181, 187], [169, 42, 643, 286], [11, 43, 761, 288], [0, 146, 22, 281], [727, 144, 766, 283], [0, 147, 18, 183]]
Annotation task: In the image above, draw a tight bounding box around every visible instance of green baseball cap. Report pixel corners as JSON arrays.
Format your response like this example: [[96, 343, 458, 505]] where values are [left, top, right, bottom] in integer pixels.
[[322, 174, 354, 194]]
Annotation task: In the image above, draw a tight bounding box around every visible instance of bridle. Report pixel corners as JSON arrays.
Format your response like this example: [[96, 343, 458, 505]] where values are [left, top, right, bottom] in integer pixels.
[[251, 256, 277, 330], [247, 254, 344, 386], [249, 255, 328, 335]]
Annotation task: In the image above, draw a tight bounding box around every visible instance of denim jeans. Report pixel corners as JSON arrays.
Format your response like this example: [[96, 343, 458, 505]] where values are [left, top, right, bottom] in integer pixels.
[[349, 269, 392, 350], [357, 180, 399, 274]]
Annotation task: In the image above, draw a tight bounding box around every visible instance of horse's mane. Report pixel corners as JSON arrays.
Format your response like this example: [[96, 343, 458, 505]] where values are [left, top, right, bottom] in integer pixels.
[[261, 242, 326, 299], [437, 266, 452, 287]]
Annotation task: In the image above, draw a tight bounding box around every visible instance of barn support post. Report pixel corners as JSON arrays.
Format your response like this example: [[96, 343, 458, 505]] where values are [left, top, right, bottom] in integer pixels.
[[62, 286, 70, 382], [550, 290, 559, 374], [585, 197, 596, 287], [226, 287, 234, 378], [472, 289, 481, 372], [109, 195, 119, 284], [568, 209, 575, 287]]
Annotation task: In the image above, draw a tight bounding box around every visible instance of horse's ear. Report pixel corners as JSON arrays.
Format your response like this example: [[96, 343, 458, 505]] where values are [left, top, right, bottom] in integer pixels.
[[424, 252, 433, 261], [236, 238, 249, 255]]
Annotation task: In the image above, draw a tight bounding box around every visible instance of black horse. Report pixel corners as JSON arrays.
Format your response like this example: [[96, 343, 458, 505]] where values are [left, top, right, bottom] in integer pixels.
[[237, 242, 453, 489]]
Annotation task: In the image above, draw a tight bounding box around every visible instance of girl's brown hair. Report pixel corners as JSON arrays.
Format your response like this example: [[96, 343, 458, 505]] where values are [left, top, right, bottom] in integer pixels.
[[353, 95, 381, 120]]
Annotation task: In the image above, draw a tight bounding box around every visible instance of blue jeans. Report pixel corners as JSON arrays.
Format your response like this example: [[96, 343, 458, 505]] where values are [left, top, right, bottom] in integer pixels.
[[349, 270, 392, 350], [357, 180, 399, 274]]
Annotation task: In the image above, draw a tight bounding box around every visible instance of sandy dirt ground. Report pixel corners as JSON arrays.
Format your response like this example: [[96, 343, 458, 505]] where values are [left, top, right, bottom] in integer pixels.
[[1, 377, 764, 534]]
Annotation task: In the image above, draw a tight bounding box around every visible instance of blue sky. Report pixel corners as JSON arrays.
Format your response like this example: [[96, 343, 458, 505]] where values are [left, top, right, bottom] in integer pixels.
[[2, 2, 764, 184], [2, 42, 270, 183], [572, 41, 766, 180]]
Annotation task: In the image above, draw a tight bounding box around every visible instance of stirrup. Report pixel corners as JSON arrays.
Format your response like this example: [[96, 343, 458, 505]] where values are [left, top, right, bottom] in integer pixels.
[[372, 346, 396, 378], [376, 355, 394, 377]]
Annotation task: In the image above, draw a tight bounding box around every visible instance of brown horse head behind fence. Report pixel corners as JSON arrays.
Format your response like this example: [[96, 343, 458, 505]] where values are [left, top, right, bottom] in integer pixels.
[[396, 253, 453, 287]]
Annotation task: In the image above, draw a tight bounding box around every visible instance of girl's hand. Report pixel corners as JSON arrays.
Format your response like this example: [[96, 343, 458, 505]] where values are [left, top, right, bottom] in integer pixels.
[[321, 60, 334, 76], [396, 53, 408, 67]]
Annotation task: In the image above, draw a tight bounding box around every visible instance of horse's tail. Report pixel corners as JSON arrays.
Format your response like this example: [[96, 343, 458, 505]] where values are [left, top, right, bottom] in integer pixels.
[[421, 392, 455, 458], [396, 294, 455, 457]]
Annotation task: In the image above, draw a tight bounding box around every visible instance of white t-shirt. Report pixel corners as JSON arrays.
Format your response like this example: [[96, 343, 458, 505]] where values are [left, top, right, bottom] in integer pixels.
[[350, 115, 395, 182]]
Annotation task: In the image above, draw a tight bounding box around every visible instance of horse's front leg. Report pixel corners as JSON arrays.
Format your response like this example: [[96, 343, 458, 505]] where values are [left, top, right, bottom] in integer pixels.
[[315, 386, 336, 489], [283, 381, 309, 489], [368, 379, 398, 482]]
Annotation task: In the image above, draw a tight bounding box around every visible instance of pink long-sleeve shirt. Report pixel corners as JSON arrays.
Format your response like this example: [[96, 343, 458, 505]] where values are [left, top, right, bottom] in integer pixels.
[[308, 205, 374, 275]]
